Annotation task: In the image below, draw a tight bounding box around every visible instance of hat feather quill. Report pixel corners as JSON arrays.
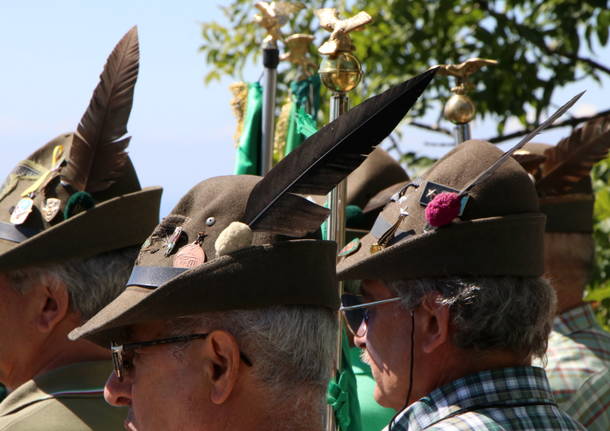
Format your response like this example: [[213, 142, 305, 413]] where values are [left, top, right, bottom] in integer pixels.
[[243, 68, 438, 236], [535, 115, 610, 194], [61, 26, 139, 193], [458, 91, 584, 197]]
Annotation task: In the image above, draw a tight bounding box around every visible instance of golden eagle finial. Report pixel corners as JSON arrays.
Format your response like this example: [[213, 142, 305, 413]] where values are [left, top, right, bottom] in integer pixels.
[[315, 8, 372, 57], [435, 58, 498, 93], [280, 33, 316, 77], [254, 1, 305, 43]]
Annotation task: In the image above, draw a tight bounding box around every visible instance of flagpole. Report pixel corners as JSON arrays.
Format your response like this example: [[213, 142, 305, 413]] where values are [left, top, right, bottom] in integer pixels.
[[254, 2, 305, 174], [439, 58, 498, 145], [316, 7, 372, 431], [261, 39, 279, 174]]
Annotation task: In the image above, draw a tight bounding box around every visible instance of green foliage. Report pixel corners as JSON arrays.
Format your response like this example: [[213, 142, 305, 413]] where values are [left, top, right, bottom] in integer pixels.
[[201, 0, 610, 326], [200, 0, 610, 134], [587, 156, 610, 330], [400, 152, 436, 177]]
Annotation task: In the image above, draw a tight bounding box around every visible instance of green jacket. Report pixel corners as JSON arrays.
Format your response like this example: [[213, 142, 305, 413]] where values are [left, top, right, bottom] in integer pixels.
[[0, 360, 125, 430]]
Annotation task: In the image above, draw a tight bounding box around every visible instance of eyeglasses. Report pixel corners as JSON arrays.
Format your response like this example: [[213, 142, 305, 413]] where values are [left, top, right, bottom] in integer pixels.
[[340, 294, 401, 337], [110, 333, 253, 381]]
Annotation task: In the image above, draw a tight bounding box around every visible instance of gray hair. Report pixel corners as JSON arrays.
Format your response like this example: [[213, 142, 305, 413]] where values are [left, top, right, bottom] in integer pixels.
[[170, 306, 337, 423], [387, 276, 556, 358], [5, 247, 138, 321]]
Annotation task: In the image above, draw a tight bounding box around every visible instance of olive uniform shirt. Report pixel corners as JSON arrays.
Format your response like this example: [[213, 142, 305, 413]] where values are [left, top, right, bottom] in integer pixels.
[[0, 360, 125, 430]]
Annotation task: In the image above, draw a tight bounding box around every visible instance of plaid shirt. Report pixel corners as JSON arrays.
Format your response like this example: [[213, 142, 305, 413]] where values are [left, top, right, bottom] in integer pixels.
[[541, 303, 610, 430], [387, 366, 584, 430]]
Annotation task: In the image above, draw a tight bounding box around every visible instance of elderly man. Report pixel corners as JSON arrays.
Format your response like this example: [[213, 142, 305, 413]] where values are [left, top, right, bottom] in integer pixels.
[[68, 70, 438, 431], [515, 139, 610, 430], [68, 176, 339, 431], [0, 27, 161, 430], [337, 139, 584, 430]]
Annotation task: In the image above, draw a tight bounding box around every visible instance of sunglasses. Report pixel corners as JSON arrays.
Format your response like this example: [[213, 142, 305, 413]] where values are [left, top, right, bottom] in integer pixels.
[[340, 293, 401, 337], [111, 333, 253, 381]]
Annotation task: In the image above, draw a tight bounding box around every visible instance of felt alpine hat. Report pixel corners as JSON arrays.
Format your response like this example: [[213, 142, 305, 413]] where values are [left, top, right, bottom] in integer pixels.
[[345, 148, 409, 233], [311, 147, 410, 234], [69, 68, 439, 346], [337, 92, 585, 281], [337, 139, 546, 281], [512, 114, 610, 233], [0, 27, 161, 271], [69, 175, 339, 346]]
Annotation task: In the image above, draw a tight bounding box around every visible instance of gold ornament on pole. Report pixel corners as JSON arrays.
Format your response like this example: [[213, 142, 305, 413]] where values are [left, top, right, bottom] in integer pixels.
[[316, 8, 371, 93], [254, 1, 305, 174], [316, 7, 372, 431], [254, 1, 304, 43], [436, 57, 497, 143], [281, 33, 317, 79]]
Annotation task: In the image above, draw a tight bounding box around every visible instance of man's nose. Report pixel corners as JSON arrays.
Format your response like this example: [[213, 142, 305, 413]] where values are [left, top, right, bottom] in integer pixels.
[[104, 371, 132, 407], [353, 330, 367, 349]]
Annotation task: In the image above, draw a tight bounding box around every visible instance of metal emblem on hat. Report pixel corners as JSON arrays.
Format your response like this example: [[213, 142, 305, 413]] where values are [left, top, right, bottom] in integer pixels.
[[338, 238, 361, 257], [41, 198, 61, 222], [164, 226, 184, 257], [173, 232, 206, 269], [10, 197, 34, 225], [419, 181, 460, 207]]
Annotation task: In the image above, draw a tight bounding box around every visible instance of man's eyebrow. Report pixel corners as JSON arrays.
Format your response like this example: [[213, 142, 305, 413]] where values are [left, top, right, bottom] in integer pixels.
[[360, 281, 373, 297]]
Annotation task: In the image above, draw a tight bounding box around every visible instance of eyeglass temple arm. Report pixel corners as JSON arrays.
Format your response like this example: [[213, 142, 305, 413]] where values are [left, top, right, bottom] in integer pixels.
[[340, 296, 401, 311]]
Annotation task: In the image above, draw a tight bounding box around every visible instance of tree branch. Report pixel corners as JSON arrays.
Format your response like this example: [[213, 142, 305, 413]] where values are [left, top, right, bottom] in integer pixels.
[[548, 48, 610, 76], [407, 121, 453, 136], [487, 108, 610, 143]]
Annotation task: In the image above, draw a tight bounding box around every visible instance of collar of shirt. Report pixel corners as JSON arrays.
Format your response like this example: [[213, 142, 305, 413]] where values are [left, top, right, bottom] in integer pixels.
[[553, 303, 599, 336], [0, 360, 110, 416], [391, 366, 555, 431]]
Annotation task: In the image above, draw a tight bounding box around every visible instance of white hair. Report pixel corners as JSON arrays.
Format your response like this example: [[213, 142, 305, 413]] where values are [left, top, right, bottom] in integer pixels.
[[387, 276, 556, 358], [170, 305, 337, 425], [5, 247, 138, 320]]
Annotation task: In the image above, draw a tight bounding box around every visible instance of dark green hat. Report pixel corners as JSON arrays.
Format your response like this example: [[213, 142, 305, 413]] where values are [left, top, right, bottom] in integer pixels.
[[69, 68, 439, 345], [0, 27, 161, 271], [311, 148, 409, 233], [69, 175, 339, 346], [345, 148, 409, 234], [338, 139, 545, 281], [512, 114, 610, 233], [346, 148, 409, 210]]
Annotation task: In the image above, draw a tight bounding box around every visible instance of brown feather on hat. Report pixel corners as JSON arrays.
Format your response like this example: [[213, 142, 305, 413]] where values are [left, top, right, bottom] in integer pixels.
[[511, 115, 610, 232], [0, 26, 162, 271]]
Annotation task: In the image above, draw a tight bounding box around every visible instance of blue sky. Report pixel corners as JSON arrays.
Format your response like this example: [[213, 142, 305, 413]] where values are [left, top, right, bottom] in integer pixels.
[[1, 2, 609, 216]]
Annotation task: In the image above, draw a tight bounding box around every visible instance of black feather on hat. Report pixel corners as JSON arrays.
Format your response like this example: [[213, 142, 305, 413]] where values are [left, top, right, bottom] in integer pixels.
[[69, 68, 439, 346]]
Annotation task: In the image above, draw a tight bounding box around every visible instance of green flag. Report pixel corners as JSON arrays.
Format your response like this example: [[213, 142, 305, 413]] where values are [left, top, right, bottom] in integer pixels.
[[327, 330, 363, 431], [284, 74, 321, 156], [234, 82, 263, 175]]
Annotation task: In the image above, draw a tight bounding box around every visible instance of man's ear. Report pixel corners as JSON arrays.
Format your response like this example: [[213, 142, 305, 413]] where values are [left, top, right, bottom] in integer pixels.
[[417, 293, 450, 354], [34, 275, 70, 333], [205, 330, 242, 405]]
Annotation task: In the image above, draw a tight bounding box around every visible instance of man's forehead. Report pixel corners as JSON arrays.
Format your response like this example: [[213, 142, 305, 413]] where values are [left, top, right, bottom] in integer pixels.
[[361, 279, 391, 298], [126, 320, 170, 342]]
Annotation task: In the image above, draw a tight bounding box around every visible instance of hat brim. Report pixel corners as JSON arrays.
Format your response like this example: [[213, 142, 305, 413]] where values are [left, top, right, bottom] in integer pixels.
[[337, 213, 545, 281], [70, 240, 339, 347], [0, 187, 162, 271]]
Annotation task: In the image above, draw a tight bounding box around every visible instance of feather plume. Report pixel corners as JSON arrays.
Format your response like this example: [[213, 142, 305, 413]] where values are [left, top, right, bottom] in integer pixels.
[[243, 68, 437, 235], [511, 149, 546, 175], [459, 91, 584, 197], [536, 115, 610, 194], [61, 26, 139, 192]]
